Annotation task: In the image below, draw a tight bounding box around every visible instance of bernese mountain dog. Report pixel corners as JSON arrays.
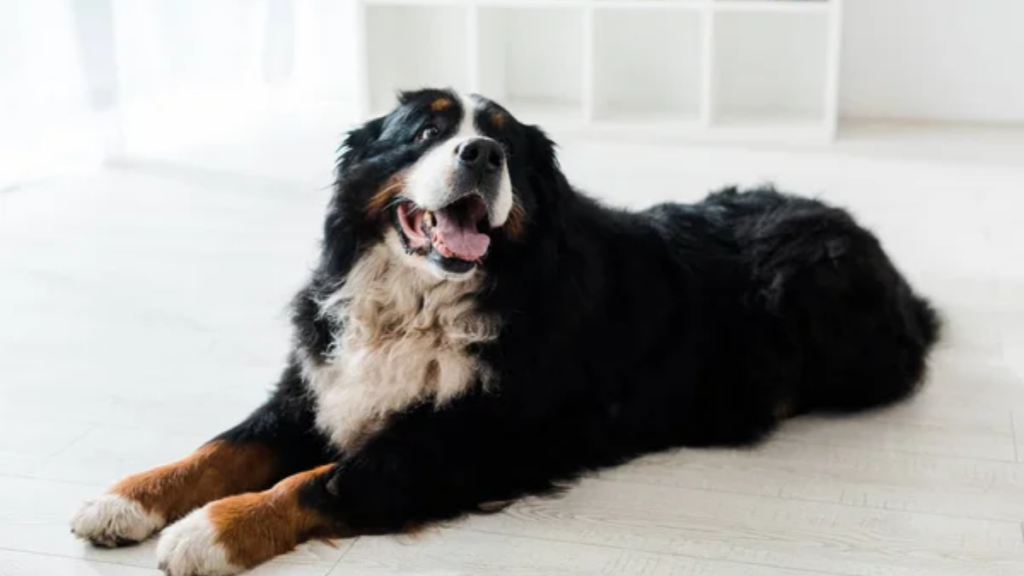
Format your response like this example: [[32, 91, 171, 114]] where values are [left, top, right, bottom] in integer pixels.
[[71, 89, 941, 576]]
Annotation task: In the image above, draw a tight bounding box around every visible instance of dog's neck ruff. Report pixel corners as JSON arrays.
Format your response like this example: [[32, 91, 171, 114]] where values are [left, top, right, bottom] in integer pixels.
[[303, 243, 500, 451]]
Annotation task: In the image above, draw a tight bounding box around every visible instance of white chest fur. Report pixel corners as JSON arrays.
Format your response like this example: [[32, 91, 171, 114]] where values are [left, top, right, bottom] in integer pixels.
[[302, 243, 500, 451]]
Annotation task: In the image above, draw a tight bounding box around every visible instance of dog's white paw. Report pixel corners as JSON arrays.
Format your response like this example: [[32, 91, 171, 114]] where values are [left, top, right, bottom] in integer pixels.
[[71, 494, 165, 547], [156, 507, 242, 576]]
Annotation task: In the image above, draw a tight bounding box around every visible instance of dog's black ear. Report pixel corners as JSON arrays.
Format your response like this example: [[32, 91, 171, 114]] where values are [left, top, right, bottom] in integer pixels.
[[336, 116, 386, 174], [321, 116, 386, 280], [524, 124, 559, 179], [396, 90, 425, 106], [524, 123, 571, 206]]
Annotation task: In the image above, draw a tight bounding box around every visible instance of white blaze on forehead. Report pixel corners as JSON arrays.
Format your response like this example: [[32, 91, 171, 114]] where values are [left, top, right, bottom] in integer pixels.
[[403, 93, 513, 227], [465, 94, 514, 227], [458, 93, 482, 138]]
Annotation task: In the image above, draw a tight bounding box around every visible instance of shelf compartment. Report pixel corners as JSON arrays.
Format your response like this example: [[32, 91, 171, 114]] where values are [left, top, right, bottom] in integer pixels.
[[590, 0, 704, 8], [712, 11, 829, 128], [358, 0, 841, 143], [476, 6, 586, 123], [714, 0, 833, 14], [591, 7, 703, 126], [365, 5, 470, 114]]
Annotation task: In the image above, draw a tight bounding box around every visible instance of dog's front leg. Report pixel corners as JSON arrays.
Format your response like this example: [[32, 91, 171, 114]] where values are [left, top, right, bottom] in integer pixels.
[[71, 368, 327, 549], [154, 464, 340, 576], [70, 436, 279, 548], [151, 436, 500, 575]]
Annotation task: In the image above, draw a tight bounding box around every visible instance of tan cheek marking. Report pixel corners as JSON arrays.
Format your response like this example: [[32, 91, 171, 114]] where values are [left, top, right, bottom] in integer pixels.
[[430, 98, 452, 112], [111, 441, 276, 523], [208, 465, 339, 569], [502, 198, 527, 241], [366, 173, 407, 219], [492, 111, 506, 128]]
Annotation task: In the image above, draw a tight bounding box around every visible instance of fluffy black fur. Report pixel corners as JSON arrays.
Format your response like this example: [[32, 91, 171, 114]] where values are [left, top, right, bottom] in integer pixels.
[[225, 89, 941, 537]]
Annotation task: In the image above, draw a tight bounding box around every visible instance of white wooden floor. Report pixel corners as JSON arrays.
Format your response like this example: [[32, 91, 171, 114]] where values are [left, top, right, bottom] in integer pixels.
[[2, 127, 1024, 576]]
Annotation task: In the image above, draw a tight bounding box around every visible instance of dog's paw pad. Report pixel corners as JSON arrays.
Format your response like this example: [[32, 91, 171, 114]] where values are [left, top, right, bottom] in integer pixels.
[[156, 507, 241, 576], [71, 494, 164, 547]]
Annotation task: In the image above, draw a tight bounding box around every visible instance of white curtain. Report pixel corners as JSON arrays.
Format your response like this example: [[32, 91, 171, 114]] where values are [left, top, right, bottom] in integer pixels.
[[0, 0, 360, 189]]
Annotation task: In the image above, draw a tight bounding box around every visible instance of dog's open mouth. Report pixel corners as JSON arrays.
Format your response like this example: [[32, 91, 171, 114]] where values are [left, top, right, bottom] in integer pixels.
[[395, 195, 491, 273]]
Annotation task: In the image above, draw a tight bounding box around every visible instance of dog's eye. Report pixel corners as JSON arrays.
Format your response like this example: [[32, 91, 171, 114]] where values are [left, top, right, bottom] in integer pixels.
[[416, 125, 440, 142]]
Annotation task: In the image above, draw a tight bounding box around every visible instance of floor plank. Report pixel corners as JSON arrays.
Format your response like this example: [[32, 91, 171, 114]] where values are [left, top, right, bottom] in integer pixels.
[[459, 478, 1023, 576], [0, 550, 162, 576], [601, 440, 1024, 523], [331, 529, 841, 576]]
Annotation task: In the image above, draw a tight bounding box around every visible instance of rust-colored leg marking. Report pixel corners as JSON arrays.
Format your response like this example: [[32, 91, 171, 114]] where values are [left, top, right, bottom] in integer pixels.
[[207, 464, 337, 570], [71, 440, 278, 548], [112, 440, 277, 523]]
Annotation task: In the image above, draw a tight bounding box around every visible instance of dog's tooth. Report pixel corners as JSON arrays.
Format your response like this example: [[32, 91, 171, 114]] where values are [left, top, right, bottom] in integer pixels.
[[425, 211, 435, 227]]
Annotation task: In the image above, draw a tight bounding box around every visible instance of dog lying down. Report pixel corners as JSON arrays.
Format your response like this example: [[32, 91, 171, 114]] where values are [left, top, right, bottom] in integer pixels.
[[71, 89, 940, 576]]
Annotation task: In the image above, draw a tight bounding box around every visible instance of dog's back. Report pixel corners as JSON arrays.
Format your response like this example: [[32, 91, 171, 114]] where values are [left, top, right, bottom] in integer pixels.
[[697, 187, 941, 414], [645, 188, 941, 418]]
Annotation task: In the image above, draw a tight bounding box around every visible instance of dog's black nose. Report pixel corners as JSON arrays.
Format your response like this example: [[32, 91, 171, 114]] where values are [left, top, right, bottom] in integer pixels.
[[455, 138, 503, 174]]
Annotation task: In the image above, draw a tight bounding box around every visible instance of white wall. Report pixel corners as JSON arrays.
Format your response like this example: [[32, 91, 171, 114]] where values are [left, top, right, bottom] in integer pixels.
[[0, 0, 113, 186], [840, 0, 1024, 123], [290, 0, 360, 102]]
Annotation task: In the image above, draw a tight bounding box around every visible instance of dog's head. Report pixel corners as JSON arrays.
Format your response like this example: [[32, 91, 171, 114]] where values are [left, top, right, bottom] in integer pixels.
[[323, 89, 560, 282]]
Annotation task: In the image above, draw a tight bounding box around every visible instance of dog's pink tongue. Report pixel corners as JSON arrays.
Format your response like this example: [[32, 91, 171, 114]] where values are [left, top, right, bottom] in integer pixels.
[[434, 210, 490, 261]]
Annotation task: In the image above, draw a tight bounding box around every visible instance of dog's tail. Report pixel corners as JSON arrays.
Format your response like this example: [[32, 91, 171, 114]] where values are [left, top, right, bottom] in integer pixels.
[[912, 294, 943, 352]]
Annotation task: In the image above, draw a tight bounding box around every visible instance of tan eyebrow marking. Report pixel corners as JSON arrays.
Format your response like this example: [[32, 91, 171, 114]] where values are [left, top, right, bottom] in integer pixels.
[[430, 98, 453, 112]]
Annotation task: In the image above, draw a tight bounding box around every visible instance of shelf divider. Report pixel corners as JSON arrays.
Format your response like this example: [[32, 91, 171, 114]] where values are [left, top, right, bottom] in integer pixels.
[[700, 1, 716, 128], [355, 0, 371, 119], [466, 2, 480, 93], [582, 5, 595, 123], [822, 0, 842, 139]]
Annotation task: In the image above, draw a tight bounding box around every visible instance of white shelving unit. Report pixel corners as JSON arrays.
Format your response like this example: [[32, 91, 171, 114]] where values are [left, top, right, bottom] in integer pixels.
[[358, 0, 842, 144]]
